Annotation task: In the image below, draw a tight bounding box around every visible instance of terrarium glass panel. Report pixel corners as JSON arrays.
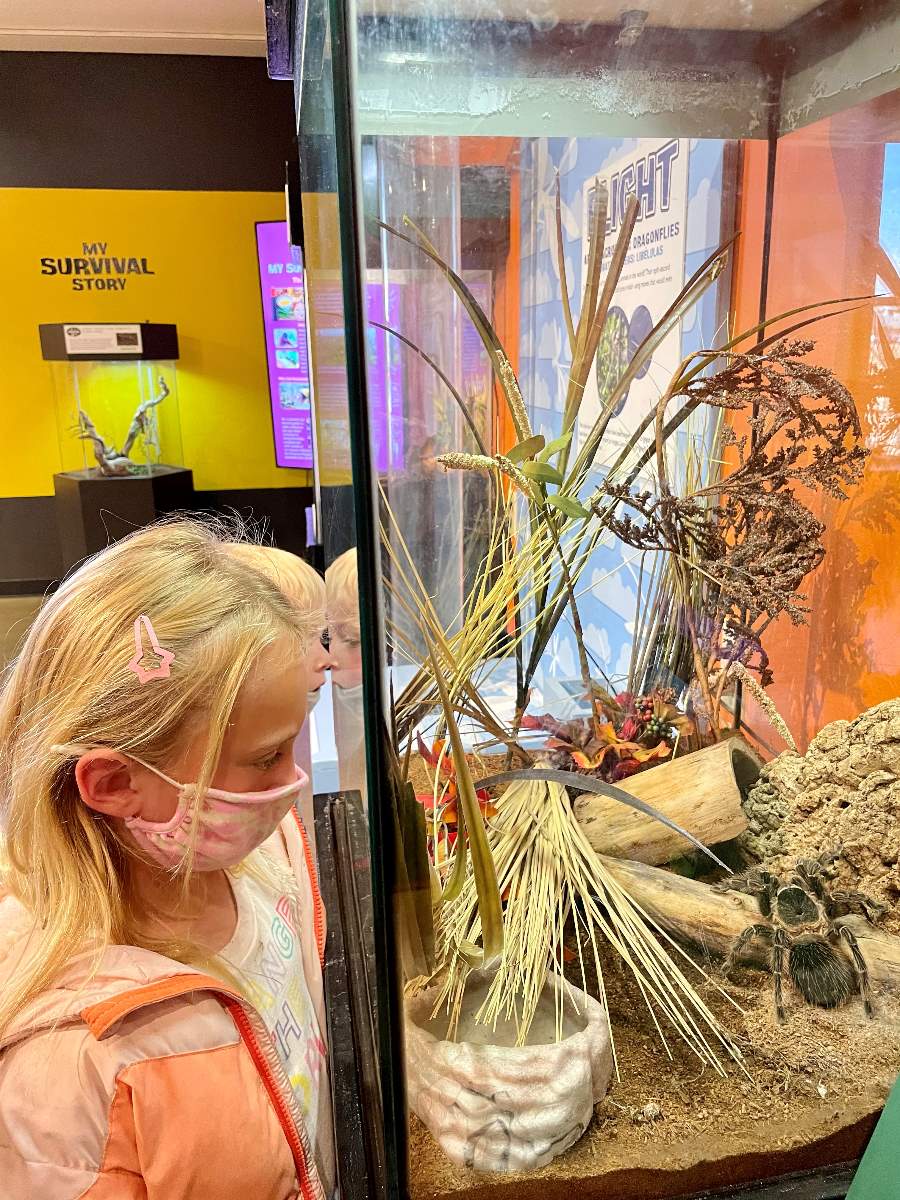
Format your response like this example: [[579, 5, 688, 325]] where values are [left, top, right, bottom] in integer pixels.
[[294, 0, 900, 1194], [51, 359, 182, 478]]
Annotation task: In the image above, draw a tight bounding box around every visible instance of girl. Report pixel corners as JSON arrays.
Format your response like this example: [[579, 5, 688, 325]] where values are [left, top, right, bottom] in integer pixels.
[[0, 519, 335, 1200], [225, 543, 330, 708], [224, 543, 330, 835], [324, 549, 367, 798], [324, 548, 362, 691]]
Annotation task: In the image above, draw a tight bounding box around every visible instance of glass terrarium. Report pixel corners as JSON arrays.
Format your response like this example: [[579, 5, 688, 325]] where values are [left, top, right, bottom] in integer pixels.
[[44, 325, 182, 478], [51, 359, 182, 478], [279, 1, 900, 1197]]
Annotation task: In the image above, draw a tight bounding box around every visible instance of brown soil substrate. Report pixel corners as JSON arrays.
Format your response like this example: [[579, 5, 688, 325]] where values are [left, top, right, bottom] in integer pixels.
[[409, 944, 900, 1200]]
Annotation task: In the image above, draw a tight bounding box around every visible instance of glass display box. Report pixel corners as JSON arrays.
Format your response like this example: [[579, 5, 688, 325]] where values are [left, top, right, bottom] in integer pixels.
[[273, 1, 900, 1197], [41, 323, 183, 478], [41, 322, 192, 573]]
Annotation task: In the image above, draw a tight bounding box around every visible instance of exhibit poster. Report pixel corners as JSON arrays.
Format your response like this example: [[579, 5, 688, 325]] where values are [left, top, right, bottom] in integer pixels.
[[255, 221, 315, 469], [576, 139, 689, 460], [256, 220, 405, 473]]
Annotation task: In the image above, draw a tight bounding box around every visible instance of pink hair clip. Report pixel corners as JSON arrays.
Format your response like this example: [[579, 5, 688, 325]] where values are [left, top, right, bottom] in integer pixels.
[[127, 615, 175, 684]]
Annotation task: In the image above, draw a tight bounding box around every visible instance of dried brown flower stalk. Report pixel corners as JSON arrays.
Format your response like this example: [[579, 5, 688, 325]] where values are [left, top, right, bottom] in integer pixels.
[[727, 661, 798, 752], [594, 338, 868, 732]]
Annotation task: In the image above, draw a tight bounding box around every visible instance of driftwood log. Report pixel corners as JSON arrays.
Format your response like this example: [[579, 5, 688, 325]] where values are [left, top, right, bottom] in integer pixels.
[[601, 853, 900, 992], [574, 736, 761, 866]]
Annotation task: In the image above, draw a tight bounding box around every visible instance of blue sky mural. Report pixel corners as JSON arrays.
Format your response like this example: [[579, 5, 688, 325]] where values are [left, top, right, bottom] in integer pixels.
[[880, 142, 900, 277], [517, 136, 729, 706]]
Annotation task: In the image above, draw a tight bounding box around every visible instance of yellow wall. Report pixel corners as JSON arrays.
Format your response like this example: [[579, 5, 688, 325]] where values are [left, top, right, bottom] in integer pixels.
[[0, 188, 312, 496]]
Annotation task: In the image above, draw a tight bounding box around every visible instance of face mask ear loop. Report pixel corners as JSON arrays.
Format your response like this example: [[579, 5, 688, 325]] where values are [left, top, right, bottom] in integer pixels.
[[51, 743, 182, 788]]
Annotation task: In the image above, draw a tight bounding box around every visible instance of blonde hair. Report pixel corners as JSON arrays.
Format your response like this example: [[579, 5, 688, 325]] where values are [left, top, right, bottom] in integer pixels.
[[0, 517, 308, 1034], [325, 547, 360, 642], [225, 544, 324, 636]]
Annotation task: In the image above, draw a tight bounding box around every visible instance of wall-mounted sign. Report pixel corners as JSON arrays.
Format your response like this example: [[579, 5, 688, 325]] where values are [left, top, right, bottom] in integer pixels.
[[255, 220, 315, 470], [62, 323, 144, 356], [577, 138, 689, 461], [39, 241, 156, 291], [254, 219, 406, 475]]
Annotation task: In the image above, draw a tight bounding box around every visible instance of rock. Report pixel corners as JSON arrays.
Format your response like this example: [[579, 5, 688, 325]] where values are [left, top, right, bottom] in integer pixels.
[[810, 720, 851, 754], [848, 746, 884, 776], [736, 699, 900, 934]]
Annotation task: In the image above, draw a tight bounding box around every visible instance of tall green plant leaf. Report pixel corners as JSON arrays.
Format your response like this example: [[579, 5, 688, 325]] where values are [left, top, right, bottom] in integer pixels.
[[427, 643, 504, 965], [556, 174, 576, 354], [379, 218, 532, 442], [373, 320, 488, 456]]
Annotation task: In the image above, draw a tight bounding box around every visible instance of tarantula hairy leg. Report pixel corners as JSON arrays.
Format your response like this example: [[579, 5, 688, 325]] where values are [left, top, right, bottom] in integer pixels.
[[839, 925, 875, 1018], [831, 889, 888, 925], [721, 923, 773, 978]]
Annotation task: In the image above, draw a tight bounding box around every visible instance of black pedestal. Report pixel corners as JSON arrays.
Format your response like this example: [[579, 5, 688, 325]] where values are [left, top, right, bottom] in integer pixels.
[[53, 466, 195, 574]]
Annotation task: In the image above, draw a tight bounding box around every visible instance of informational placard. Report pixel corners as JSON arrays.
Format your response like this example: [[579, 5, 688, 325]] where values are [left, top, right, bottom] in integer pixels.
[[255, 221, 315, 469], [577, 139, 689, 461], [63, 323, 143, 356], [256, 221, 406, 474]]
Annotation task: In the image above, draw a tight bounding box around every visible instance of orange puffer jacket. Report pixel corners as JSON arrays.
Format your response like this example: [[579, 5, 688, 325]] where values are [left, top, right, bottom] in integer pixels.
[[0, 811, 328, 1200]]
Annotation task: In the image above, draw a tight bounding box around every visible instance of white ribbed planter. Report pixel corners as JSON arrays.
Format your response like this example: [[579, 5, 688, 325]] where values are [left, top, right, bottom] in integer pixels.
[[406, 972, 613, 1173]]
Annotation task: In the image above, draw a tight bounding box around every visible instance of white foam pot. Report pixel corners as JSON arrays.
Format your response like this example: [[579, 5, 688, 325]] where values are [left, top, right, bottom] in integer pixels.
[[406, 971, 613, 1173]]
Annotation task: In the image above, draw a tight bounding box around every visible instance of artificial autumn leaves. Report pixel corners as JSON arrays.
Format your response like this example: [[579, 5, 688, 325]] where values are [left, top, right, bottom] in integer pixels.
[[415, 732, 497, 835], [523, 688, 692, 781], [415, 689, 692, 832]]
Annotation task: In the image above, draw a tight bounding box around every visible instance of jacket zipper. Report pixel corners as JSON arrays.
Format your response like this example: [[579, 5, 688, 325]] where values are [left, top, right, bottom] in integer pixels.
[[222, 996, 324, 1200], [293, 808, 326, 966]]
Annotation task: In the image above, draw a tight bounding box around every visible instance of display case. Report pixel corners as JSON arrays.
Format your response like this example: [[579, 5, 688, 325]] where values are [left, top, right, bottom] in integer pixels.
[[276, 1, 900, 1196], [42, 323, 183, 477], [41, 322, 193, 571]]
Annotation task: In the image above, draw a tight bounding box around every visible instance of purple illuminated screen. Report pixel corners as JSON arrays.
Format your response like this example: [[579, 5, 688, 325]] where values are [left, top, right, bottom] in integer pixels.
[[256, 221, 314, 469], [255, 220, 405, 472]]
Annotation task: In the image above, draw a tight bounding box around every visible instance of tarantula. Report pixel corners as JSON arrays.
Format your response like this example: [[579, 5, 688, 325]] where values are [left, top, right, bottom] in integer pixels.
[[713, 849, 887, 1022]]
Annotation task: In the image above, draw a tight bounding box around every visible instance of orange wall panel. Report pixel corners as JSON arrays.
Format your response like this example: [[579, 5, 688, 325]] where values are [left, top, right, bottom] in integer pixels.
[[731, 93, 900, 749]]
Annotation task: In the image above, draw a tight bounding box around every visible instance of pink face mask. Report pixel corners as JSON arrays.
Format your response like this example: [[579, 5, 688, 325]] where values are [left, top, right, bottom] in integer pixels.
[[54, 744, 307, 872], [122, 754, 308, 871]]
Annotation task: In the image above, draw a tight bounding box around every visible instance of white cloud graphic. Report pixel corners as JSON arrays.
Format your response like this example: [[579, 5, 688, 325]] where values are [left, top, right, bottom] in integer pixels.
[[534, 373, 553, 408], [614, 642, 633, 681], [590, 567, 637, 622], [595, 138, 639, 176], [537, 320, 562, 359], [559, 138, 578, 176], [584, 623, 612, 667], [686, 176, 722, 256], [535, 267, 554, 305], [548, 631, 577, 678]]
